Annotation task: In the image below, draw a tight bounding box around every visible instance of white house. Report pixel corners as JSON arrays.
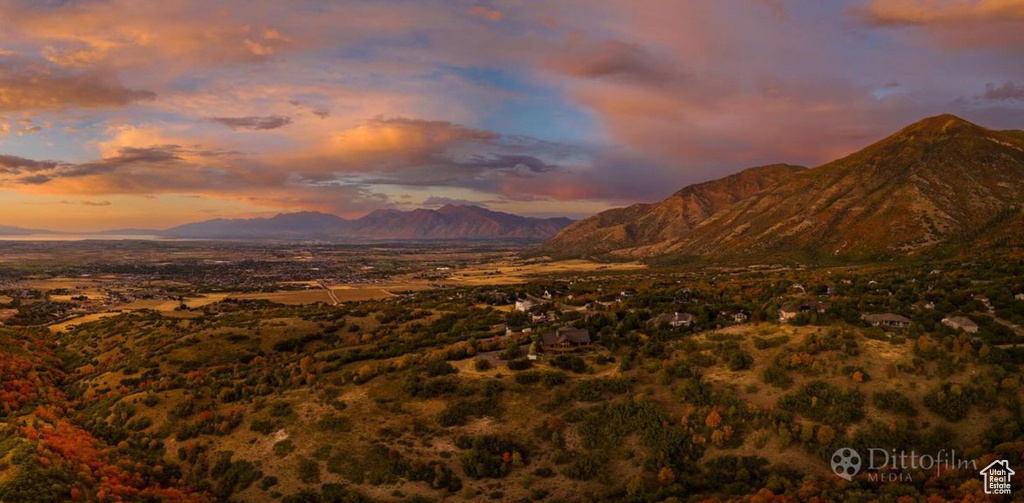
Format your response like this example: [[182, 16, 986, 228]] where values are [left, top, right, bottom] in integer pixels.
[[652, 312, 694, 328]]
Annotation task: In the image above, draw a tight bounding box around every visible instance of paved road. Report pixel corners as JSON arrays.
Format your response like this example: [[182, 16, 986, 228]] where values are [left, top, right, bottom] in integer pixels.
[[317, 280, 341, 305]]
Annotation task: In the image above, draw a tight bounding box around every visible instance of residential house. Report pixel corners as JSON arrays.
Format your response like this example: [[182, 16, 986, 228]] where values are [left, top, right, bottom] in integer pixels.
[[1016, 293, 1024, 301], [974, 295, 994, 313], [912, 300, 935, 310], [719, 310, 748, 323], [540, 327, 592, 352], [779, 301, 828, 322], [942, 316, 979, 333], [652, 312, 695, 328], [861, 313, 912, 329], [531, 312, 558, 324], [514, 294, 549, 312]]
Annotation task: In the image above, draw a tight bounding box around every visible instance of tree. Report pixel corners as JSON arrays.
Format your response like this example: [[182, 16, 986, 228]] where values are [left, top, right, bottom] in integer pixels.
[[657, 466, 676, 485]]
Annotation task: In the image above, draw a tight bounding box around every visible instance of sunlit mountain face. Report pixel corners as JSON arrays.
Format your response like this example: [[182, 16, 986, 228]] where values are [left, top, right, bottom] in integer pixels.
[[1, 0, 1023, 231]]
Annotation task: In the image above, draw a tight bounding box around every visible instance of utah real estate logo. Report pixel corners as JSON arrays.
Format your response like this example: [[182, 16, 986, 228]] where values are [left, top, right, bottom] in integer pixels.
[[979, 460, 1014, 495]]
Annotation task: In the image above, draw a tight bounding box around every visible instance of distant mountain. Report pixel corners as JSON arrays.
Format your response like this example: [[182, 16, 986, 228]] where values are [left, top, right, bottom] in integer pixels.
[[544, 164, 806, 256], [163, 211, 350, 239], [0, 225, 49, 236], [545, 114, 1024, 260], [162, 205, 573, 240]]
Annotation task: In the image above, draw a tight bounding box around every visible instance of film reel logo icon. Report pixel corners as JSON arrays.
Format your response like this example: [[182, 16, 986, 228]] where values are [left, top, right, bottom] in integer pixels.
[[831, 448, 861, 480]]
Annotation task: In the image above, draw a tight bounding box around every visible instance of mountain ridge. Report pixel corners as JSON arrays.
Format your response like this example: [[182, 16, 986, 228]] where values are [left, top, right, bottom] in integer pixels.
[[544, 163, 807, 255], [544, 114, 1024, 260], [161, 205, 573, 240], [0, 205, 573, 241]]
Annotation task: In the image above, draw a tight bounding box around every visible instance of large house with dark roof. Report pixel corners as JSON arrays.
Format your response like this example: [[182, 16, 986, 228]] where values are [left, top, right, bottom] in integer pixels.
[[540, 326, 592, 352], [861, 313, 912, 329]]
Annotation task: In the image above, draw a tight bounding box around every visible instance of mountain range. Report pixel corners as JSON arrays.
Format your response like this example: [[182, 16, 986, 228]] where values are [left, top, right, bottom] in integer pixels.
[[0, 205, 573, 241], [544, 114, 1024, 260], [162, 204, 573, 240]]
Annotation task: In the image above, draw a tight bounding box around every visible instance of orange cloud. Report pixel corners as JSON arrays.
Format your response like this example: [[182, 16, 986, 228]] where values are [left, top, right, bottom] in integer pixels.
[[856, 0, 1024, 48], [468, 6, 503, 21], [858, 0, 1024, 26], [0, 60, 154, 112]]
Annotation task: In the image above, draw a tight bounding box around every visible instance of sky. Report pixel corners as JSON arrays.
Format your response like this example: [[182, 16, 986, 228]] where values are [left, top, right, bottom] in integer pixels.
[[1, 0, 1024, 231]]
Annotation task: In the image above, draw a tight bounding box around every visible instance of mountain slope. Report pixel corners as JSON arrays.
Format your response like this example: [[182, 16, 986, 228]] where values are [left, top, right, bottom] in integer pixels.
[[544, 164, 806, 255], [658, 114, 1024, 259], [163, 205, 572, 240]]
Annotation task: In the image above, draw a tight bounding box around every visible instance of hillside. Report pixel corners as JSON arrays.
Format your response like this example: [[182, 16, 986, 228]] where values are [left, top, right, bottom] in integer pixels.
[[3, 257, 1023, 502], [545, 114, 1024, 260], [162, 205, 573, 240], [544, 164, 806, 256]]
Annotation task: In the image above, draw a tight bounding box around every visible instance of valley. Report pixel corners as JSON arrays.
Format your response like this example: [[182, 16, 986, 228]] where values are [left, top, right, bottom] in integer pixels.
[[2, 239, 1024, 502]]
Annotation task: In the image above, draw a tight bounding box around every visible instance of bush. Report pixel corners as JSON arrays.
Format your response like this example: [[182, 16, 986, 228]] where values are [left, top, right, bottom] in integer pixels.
[[923, 383, 976, 422], [438, 399, 499, 427], [726, 350, 754, 371], [250, 419, 275, 435], [550, 355, 586, 373], [570, 378, 631, 402], [872, 390, 918, 416], [273, 439, 295, 458], [474, 359, 493, 371], [459, 435, 527, 479], [424, 360, 458, 377], [297, 457, 321, 484], [268, 401, 292, 417], [778, 380, 865, 425], [762, 365, 793, 388], [753, 335, 789, 350], [561, 456, 604, 480], [403, 375, 461, 398], [507, 359, 533, 371], [317, 414, 352, 432]]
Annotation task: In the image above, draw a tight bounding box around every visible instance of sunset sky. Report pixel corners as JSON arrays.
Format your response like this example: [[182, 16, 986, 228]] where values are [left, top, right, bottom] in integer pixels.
[[1, 0, 1023, 231]]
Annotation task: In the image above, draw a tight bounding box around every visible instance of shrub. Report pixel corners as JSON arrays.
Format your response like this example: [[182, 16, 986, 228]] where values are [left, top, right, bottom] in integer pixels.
[[550, 355, 586, 373], [570, 378, 631, 402], [561, 456, 604, 480], [273, 439, 295, 458], [778, 380, 865, 425], [317, 414, 352, 432], [297, 457, 321, 484], [753, 335, 789, 350], [250, 419, 275, 435], [458, 435, 527, 479], [424, 360, 458, 377], [726, 350, 754, 371], [762, 365, 793, 388], [474, 359, 493, 371], [268, 401, 292, 417], [438, 399, 499, 427], [872, 390, 918, 416], [507, 359, 533, 371], [923, 383, 976, 422]]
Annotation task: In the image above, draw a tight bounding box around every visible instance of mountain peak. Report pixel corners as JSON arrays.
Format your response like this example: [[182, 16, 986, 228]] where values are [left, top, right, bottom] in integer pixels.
[[896, 113, 982, 138]]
